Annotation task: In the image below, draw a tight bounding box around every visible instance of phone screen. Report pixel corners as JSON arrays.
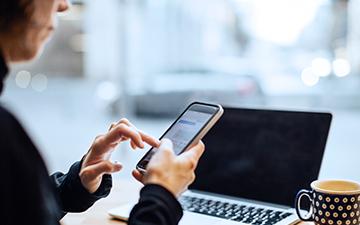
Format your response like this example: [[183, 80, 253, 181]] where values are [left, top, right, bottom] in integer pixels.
[[137, 103, 220, 170]]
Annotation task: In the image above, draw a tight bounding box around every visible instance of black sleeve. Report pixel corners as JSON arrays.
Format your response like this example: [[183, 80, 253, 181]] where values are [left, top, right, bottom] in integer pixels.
[[50, 160, 113, 217], [128, 184, 183, 225]]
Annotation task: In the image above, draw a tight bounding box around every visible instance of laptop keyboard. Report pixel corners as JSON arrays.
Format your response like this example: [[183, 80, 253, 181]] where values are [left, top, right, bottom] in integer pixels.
[[180, 196, 293, 225]]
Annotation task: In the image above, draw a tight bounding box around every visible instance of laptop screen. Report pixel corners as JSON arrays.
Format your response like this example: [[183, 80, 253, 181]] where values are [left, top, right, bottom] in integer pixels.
[[190, 107, 332, 207]]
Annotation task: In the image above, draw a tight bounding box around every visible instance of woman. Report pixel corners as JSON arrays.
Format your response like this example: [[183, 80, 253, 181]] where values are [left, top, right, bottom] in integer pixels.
[[0, 1, 205, 225]]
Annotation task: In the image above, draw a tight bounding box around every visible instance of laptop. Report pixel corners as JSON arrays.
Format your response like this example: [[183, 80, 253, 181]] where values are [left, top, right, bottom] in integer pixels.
[[109, 107, 332, 225]]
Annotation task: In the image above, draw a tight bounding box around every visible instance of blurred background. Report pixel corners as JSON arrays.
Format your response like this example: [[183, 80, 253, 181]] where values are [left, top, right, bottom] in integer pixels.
[[1, 0, 360, 181]]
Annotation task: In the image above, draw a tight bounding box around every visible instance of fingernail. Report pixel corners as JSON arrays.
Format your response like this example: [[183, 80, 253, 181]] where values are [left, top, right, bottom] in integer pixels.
[[114, 166, 122, 172], [113, 161, 122, 171]]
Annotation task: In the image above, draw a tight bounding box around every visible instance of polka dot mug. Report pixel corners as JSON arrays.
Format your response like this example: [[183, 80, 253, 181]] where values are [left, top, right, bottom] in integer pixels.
[[295, 180, 360, 225]]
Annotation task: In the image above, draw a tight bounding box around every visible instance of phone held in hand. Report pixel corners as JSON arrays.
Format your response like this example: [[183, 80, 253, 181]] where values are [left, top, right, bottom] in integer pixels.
[[136, 102, 224, 174]]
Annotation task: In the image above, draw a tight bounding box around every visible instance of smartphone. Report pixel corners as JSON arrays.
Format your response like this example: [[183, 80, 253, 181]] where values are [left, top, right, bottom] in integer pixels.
[[136, 102, 224, 173]]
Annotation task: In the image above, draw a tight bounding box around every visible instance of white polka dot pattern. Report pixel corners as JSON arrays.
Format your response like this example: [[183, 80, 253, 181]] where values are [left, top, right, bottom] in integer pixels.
[[311, 193, 360, 225]]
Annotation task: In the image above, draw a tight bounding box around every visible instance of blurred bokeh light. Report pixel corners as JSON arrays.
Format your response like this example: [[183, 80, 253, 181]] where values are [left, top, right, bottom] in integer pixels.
[[2, 0, 360, 181]]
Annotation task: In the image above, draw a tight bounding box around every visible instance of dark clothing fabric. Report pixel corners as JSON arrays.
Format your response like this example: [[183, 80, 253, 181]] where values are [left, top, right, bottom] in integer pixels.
[[0, 105, 112, 225], [0, 53, 8, 94], [0, 54, 183, 225]]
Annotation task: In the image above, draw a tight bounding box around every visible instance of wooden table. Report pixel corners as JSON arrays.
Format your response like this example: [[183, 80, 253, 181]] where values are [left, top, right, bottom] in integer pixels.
[[61, 179, 311, 225]]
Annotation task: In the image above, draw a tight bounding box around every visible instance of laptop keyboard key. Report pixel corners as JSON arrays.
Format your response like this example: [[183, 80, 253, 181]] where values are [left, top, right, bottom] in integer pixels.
[[180, 196, 293, 224]]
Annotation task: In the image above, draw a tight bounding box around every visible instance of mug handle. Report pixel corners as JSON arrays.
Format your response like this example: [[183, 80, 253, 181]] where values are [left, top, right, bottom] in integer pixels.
[[295, 190, 313, 221]]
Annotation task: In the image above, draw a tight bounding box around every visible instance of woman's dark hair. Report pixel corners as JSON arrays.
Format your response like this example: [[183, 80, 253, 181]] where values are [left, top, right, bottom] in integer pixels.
[[0, 0, 32, 33]]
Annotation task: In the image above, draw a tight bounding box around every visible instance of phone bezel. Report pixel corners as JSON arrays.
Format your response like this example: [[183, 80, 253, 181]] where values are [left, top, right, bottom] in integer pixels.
[[136, 102, 223, 173]]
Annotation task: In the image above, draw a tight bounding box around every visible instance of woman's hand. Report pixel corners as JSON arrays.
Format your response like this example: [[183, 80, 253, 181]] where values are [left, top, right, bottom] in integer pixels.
[[132, 139, 205, 197], [80, 118, 160, 194]]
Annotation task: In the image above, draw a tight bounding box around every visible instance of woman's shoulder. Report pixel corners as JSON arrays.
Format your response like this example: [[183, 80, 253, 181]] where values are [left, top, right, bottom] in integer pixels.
[[0, 104, 16, 121], [0, 106, 60, 223], [0, 104, 29, 138], [0, 104, 26, 128], [0, 104, 49, 173], [0, 104, 36, 153]]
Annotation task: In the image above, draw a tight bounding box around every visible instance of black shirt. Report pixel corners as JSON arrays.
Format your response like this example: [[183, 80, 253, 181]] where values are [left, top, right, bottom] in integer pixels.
[[0, 54, 182, 225]]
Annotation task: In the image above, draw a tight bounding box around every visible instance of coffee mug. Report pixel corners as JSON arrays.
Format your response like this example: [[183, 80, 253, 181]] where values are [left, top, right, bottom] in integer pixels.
[[295, 180, 360, 225]]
